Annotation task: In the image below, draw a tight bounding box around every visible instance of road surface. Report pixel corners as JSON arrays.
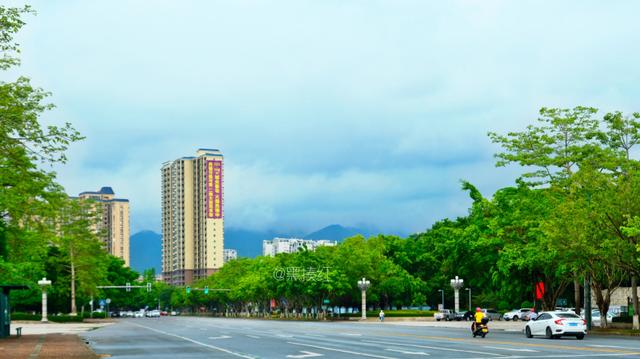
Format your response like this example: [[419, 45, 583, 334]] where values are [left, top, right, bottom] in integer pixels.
[[82, 317, 640, 358]]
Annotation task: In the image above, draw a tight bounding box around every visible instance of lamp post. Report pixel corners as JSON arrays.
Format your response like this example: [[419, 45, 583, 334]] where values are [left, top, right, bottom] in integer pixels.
[[465, 288, 471, 311], [437, 289, 444, 310], [357, 278, 370, 320], [450, 276, 464, 314], [38, 277, 52, 323]]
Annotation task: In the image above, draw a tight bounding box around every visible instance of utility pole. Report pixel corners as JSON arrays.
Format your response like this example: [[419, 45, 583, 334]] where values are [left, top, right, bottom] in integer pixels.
[[584, 275, 592, 330]]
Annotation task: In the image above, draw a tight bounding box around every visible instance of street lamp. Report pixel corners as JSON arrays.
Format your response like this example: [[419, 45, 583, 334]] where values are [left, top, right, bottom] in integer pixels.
[[38, 277, 52, 322], [465, 288, 471, 311], [450, 276, 464, 313], [437, 289, 444, 310], [357, 278, 371, 320]]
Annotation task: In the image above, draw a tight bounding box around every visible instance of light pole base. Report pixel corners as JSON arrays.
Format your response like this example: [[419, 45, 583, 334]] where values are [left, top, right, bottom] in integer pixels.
[[41, 318, 48, 323]]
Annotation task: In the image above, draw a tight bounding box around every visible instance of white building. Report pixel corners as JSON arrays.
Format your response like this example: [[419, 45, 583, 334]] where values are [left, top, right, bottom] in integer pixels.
[[223, 249, 237, 263], [262, 238, 337, 256]]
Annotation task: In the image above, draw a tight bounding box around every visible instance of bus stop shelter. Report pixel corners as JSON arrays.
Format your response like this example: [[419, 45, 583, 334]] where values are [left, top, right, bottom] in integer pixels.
[[0, 285, 29, 338]]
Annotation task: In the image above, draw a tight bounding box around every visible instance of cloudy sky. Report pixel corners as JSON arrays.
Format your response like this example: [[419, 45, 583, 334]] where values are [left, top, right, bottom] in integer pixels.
[[5, 1, 640, 234]]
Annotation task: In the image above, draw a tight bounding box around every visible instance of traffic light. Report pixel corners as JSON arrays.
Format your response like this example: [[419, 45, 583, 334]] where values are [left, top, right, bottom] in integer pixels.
[[126, 282, 131, 292], [147, 282, 152, 292], [204, 286, 209, 295], [186, 286, 191, 294]]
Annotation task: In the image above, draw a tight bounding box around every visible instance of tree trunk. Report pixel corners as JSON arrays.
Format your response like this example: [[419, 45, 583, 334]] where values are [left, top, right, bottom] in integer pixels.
[[574, 279, 581, 315], [70, 248, 77, 316], [632, 275, 639, 330]]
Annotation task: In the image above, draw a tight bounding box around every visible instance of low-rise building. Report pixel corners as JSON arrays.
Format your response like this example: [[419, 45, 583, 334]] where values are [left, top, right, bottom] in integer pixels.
[[262, 238, 337, 257], [223, 249, 237, 263]]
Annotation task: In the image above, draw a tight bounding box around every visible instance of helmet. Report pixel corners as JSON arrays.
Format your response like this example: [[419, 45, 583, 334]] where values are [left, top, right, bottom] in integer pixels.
[[476, 307, 481, 312]]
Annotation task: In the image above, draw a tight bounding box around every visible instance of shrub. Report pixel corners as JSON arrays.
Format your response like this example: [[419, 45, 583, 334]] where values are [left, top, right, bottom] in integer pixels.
[[11, 312, 40, 321], [612, 315, 633, 323], [48, 315, 83, 323], [520, 301, 534, 309]]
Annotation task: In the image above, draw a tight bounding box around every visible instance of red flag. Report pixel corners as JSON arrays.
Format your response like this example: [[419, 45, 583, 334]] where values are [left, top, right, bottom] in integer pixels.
[[535, 282, 545, 300]]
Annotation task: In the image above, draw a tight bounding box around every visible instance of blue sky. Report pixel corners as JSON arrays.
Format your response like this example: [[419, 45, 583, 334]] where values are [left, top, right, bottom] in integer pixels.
[[5, 1, 640, 234]]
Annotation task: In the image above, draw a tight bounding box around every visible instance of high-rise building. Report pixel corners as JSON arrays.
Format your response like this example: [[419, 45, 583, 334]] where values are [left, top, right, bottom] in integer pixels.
[[262, 238, 337, 257], [161, 149, 224, 285], [223, 249, 237, 263], [77, 187, 130, 267]]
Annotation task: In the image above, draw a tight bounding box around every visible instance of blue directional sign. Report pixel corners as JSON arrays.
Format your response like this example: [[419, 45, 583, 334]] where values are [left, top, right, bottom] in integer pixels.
[[99, 299, 106, 307]]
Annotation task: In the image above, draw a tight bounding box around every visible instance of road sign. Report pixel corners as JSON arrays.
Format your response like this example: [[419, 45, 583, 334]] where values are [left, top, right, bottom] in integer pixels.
[[147, 283, 152, 292], [323, 299, 330, 304], [106, 298, 111, 304], [126, 282, 131, 292], [99, 299, 106, 307]]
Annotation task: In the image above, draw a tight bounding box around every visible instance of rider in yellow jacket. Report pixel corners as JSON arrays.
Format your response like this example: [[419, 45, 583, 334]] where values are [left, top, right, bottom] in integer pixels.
[[473, 307, 484, 331]]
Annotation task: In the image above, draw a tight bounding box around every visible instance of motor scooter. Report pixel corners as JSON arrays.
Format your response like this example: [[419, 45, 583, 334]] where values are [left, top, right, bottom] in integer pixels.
[[471, 317, 489, 338]]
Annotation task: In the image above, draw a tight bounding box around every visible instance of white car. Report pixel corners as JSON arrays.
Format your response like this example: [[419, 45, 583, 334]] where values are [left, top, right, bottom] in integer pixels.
[[524, 311, 586, 340], [503, 308, 531, 321], [581, 309, 615, 327]]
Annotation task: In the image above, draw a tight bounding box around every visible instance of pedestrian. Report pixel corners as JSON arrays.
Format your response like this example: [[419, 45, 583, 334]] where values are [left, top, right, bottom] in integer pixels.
[[379, 310, 385, 322]]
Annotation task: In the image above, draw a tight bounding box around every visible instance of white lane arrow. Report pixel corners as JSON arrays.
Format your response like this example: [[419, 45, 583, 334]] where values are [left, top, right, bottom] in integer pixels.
[[208, 335, 231, 340], [385, 348, 430, 355], [286, 351, 323, 358], [483, 346, 538, 352]]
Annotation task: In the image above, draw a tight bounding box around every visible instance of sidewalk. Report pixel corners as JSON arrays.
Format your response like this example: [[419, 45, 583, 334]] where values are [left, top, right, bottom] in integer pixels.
[[0, 334, 100, 359], [11, 321, 113, 335]]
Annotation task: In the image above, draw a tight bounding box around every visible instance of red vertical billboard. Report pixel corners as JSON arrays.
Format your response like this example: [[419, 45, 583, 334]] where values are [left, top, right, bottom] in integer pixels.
[[206, 160, 223, 219]]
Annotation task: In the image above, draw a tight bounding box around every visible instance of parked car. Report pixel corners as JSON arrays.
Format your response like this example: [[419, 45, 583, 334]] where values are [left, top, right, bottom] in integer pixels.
[[524, 311, 586, 340], [134, 310, 144, 318], [581, 310, 616, 327], [462, 310, 474, 321], [482, 309, 502, 321], [434, 309, 455, 321], [503, 308, 531, 321], [146, 309, 161, 317]]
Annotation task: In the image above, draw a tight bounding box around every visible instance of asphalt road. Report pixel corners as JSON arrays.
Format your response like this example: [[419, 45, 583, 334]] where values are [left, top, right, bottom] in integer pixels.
[[83, 317, 640, 359]]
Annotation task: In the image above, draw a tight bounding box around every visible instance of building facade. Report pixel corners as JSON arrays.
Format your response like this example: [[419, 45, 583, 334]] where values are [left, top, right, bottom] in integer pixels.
[[77, 187, 130, 267], [162, 149, 224, 285], [223, 249, 237, 263], [262, 238, 337, 257]]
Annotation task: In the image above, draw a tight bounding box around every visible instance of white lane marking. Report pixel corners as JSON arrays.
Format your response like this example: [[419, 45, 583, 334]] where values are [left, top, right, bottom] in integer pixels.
[[246, 335, 260, 339], [288, 342, 397, 359], [340, 332, 362, 336], [453, 354, 640, 359], [385, 348, 429, 355], [484, 346, 539, 352], [362, 340, 505, 356], [130, 323, 253, 358], [589, 345, 640, 350], [208, 335, 231, 340], [277, 334, 294, 338], [286, 351, 323, 358]]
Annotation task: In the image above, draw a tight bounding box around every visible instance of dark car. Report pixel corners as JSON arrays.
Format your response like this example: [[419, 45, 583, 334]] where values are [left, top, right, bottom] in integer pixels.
[[462, 311, 474, 321]]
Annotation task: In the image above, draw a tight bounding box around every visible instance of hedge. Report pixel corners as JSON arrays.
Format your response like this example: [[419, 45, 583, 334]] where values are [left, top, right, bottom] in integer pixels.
[[612, 315, 633, 323], [11, 312, 88, 322]]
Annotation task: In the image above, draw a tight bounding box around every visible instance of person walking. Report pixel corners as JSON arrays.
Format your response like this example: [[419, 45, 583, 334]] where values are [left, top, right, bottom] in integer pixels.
[[379, 310, 385, 322]]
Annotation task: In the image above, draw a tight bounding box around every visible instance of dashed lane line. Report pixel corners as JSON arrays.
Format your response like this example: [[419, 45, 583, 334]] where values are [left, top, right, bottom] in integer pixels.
[[362, 339, 505, 357], [288, 341, 398, 359], [130, 322, 254, 358]]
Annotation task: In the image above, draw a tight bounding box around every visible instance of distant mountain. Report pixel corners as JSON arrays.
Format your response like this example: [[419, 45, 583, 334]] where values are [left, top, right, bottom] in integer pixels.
[[304, 224, 372, 241], [130, 230, 162, 274]]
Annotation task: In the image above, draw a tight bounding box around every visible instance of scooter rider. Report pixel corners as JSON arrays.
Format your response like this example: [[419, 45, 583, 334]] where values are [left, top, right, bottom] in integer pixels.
[[472, 307, 484, 332]]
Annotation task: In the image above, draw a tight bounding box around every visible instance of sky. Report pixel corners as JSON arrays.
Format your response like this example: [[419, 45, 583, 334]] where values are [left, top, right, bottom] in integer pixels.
[[4, 1, 640, 235]]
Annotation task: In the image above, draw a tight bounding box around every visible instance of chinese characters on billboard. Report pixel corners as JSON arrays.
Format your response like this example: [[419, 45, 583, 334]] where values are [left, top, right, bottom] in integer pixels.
[[206, 160, 223, 219]]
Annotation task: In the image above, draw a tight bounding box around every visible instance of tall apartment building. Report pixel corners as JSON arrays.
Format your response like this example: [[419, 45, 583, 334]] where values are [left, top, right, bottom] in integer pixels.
[[161, 149, 224, 285], [262, 238, 337, 257], [77, 187, 130, 266]]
